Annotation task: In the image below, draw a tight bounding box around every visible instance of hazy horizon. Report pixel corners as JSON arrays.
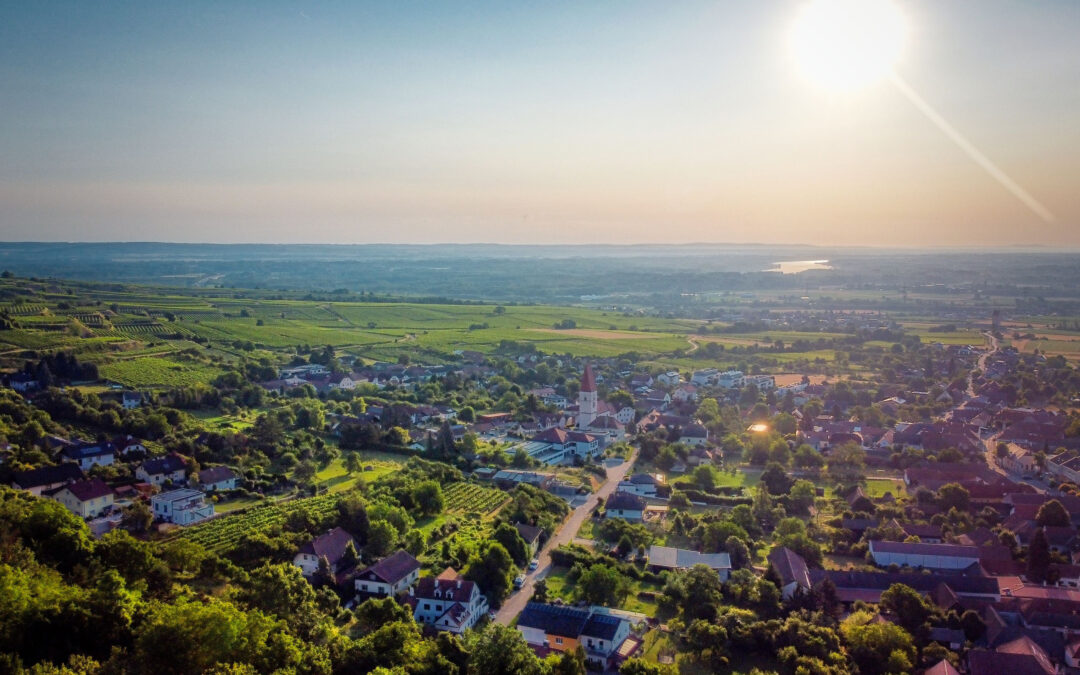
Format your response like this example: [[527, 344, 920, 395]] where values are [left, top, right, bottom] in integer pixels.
[[2, 1, 1078, 246]]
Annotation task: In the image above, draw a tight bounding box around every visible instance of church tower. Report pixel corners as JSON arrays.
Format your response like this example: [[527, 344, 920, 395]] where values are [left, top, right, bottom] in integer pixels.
[[578, 363, 598, 428]]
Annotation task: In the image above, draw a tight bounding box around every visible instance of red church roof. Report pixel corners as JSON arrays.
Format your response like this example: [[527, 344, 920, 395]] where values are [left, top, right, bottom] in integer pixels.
[[581, 364, 596, 393]]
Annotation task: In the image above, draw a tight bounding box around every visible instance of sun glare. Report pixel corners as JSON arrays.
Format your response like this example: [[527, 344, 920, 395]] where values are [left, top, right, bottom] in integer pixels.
[[790, 0, 906, 91]]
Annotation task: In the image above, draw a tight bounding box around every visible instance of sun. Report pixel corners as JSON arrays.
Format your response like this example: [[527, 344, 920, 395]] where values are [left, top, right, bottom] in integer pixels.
[[790, 0, 907, 91]]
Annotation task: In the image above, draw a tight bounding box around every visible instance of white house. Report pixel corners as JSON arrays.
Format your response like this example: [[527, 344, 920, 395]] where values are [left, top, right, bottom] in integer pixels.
[[196, 466, 239, 492], [355, 550, 422, 597], [409, 568, 489, 634], [48, 478, 114, 519], [136, 453, 188, 486], [691, 369, 719, 386], [647, 546, 732, 580], [60, 441, 116, 471], [681, 424, 709, 447], [617, 473, 664, 498], [293, 527, 359, 578], [605, 491, 646, 522], [717, 371, 745, 389], [151, 488, 214, 525], [121, 392, 143, 409], [656, 371, 681, 387]]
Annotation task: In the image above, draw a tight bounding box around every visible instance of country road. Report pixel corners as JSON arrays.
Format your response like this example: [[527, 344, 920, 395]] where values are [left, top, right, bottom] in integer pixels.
[[496, 448, 639, 624]]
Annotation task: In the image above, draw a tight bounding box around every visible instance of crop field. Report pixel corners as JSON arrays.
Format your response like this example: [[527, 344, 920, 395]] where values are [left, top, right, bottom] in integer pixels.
[[174, 491, 344, 553], [98, 356, 225, 387], [442, 481, 510, 517]]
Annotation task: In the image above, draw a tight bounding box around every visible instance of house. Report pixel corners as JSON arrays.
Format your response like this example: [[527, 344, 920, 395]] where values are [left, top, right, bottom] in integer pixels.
[[8, 373, 39, 392], [121, 391, 143, 409], [867, 540, 1011, 571], [354, 550, 422, 597], [810, 570, 1000, 604], [768, 547, 812, 600], [999, 443, 1040, 477], [151, 488, 214, 525], [617, 473, 664, 498], [717, 370, 745, 389], [680, 424, 709, 447], [672, 384, 698, 403], [60, 440, 116, 471], [605, 491, 646, 522], [656, 371, 681, 387], [515, 522, 544, 557], [11, 463, 84, 496], [47, 478, 114, 519], [409, 567, 489, 634], [136, 453, 188, 486], [968, 635, 1059, 675], [517, 603, 631, 663], [112, 435, 147, 456], [197, 466, 239, 492], [293, 527, 359, 578], [691, 368, 718, 386], [647, 546, 731, 580], [527, 427, 601, 465]]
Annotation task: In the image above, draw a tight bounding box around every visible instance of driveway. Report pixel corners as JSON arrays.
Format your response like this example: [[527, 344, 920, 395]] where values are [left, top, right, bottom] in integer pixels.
[[496, 448, 639, 624]]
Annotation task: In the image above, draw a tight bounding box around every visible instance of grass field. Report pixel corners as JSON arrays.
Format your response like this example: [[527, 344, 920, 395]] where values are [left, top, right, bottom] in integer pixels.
[[98, 356, 225, 387]]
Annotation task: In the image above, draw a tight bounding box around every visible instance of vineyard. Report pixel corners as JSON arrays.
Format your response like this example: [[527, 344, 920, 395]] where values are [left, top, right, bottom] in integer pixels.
[[442, 482, 509, 517], [174, 492, 344, 553]]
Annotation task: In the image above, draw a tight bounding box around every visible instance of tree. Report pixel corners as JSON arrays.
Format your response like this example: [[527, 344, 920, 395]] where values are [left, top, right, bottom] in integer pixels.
[[619, 659, 678, 675], [413, 480, 444, 516], [725, 535, 750, 569], [996, 442, 1009, 459], [692, 464, 716, 490], [1028, 526, 1052, 583], [120, 500, 154, 533], [937, 483, 970, 512], [760, 461, 793, 495], [292, 459, 317, 484], [533, 577, 549, 603], [342, 540, 360, 569], [458, 406, 476, 423], [466, 623, 545, 675], [354, 596, 413, 633], [788, 479, 816, 515], [1036, 499, 1071, 528], [575, 564, 631, 606], [841, 611, 916, 675], [880, 583, 932, 636], [826, 442, 866, 487], [366, 520, 398, 559], [465, 542, 515, 606], [492, 522, 529, 567], [344, 451, 363, 475], [551, 645, 587, 675]]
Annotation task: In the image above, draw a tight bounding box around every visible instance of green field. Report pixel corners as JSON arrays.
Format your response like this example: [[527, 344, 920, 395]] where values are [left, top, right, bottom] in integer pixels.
[[98, 356, 225, 387]]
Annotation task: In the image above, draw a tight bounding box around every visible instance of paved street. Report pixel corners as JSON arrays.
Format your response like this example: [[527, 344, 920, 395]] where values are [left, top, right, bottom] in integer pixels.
[[496, 448, 639, 624]]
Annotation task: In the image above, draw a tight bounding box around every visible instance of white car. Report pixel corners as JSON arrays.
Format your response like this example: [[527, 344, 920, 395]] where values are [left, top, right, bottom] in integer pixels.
[[528, 559, 539, 571], [513, 575, 526, 589]]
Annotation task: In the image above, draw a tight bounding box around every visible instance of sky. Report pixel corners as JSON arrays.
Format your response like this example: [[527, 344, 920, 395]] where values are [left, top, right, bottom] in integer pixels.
[[0, 0, 1078, 246]]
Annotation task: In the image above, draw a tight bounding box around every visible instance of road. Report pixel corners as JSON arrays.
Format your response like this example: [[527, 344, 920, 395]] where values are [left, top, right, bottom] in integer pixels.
[[496, 448, 639, 624], [968, 330, 997, 397]]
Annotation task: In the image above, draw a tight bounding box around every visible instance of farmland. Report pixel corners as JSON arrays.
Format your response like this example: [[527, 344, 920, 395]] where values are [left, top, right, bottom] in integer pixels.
[[442, 481, 510, 517]]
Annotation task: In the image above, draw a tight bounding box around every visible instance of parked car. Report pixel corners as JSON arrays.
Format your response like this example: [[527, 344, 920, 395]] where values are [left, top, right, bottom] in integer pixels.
[[513, 575, 526, 589], [528, 558, 539, 571]]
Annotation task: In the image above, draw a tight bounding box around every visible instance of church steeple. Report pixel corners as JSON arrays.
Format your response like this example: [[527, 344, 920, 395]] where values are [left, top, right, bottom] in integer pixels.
[[578, 363, 598, 427]]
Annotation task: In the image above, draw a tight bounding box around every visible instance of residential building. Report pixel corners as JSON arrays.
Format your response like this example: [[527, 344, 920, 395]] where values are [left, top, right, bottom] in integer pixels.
[[768, 547, 812, 600], [293, 527, 359, 578], [516, 603, 631, 663], [656, 371, 681, 387], [867, 540, 1011, 571], [197, 466, 239, 491], [408, 567, 489, 634], [717, 370, 745, 389], [605, 491, 646, 522], [11, 463, 84, 496], [354, 550, 422, 597], [647, 546, 731, 580], [60, 440, 116, 471], [136, 453, 188, 486], [515, 522, 543, 557], [151, 488, 214, 525], [47, 478, 114, 519], [616, 473, 664, 498]]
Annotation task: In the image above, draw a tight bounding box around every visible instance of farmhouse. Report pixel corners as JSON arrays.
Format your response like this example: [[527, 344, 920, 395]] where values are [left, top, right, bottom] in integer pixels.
[[293, 527, 359, 578], [151, 488, 214, 525], [355, 550, 422, 597], [408, 567, 489, 634]]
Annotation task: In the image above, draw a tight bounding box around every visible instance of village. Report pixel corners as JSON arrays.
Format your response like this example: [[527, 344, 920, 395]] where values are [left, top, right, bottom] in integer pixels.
[[5, 285, 1080, 675]]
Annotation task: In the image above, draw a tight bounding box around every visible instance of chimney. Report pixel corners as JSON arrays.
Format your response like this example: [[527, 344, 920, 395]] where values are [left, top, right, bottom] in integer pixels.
[[456, 579, 462, 589]]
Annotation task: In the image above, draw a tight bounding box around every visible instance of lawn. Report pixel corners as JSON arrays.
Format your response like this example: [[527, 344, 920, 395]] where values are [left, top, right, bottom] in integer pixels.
[[542, 566, 663, 616], [310, 454, 403, 493]]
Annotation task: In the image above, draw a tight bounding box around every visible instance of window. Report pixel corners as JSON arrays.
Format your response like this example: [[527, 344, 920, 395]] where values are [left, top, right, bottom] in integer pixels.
[[555, 638, 562, 645], [424, 604, 430, 610], [361, 584, 368, 591]]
